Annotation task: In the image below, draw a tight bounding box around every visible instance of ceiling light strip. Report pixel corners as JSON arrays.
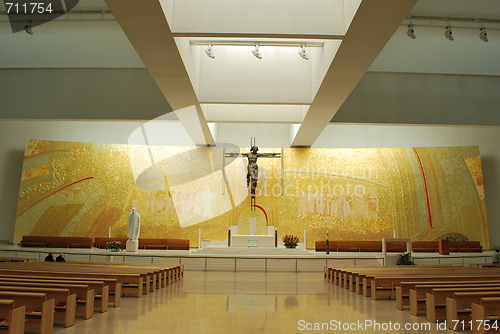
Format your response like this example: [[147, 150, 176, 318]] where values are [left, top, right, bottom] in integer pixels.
[[190, 41, 324, 47], [174, 32, 343, 40]]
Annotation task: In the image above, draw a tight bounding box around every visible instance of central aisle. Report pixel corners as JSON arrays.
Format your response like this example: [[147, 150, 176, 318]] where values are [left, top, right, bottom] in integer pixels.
[[54, 271, 462, 334]]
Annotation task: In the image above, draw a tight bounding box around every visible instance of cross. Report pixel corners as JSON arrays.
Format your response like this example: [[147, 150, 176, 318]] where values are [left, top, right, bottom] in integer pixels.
[[223, 138, 283, 209]]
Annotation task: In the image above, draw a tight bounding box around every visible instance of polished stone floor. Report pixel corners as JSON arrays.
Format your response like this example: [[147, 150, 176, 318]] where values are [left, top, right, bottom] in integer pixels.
[[54, 271, 467, 334]]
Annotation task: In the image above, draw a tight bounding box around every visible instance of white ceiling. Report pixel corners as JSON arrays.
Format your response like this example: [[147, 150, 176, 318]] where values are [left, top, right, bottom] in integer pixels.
[[1, 0, 500, 146]]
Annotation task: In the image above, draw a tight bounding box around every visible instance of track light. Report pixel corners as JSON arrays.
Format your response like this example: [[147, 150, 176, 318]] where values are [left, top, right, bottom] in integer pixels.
[[406, 24, 416, 39], [252, 44, 262, 60], [24, 20, 33, 35], [444, 25, 454, 41], [299, 45, 309, 60], [205, 45, 215, 59], [479, 27, 488, 42]]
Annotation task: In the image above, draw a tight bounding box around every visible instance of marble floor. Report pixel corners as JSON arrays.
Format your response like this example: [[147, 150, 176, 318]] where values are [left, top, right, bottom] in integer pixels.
[[54, 271, 468, 334]]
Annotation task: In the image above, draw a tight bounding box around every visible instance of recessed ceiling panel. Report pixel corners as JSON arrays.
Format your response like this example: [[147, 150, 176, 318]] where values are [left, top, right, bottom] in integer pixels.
[[196, 43, 314, 103], [201, 104, 309, 123], [161, 0, 357, 36]]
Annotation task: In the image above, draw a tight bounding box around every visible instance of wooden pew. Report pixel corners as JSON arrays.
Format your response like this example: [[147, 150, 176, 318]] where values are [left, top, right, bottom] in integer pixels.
[[0, 277, 108, 313], [471, 297, 500, 334], [0, 268, 142, 298], [0, 273, 120, 308], [0, 286, 76, 327], [0, 291, 54, 334], [409, 284, 500, 316], [426, 287, 500, 322], [446, 292, 500, 330], [32, 263, 151, 296], [396, 280, 500, 310], [0, 299, 25, 334], [9, 263, 150, 296], [0, 282, 93, 321], [369, 274, 500, 299]]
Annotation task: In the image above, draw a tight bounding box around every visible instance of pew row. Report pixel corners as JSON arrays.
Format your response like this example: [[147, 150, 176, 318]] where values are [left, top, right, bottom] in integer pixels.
[[0, 299, 25, 334], [0, 291, 54, 334], [425, 288, 500, 322], [0, 286, 76, 327], [446, 292, 500, 330], [471, 297, 500, 334]]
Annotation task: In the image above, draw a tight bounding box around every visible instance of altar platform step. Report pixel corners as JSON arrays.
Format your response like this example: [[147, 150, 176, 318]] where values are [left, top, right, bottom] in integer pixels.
[[191, 247, 316, 257]]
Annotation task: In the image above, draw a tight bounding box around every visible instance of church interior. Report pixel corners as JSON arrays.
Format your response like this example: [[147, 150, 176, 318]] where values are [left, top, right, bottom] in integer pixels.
[[1, 0, 500, 333]]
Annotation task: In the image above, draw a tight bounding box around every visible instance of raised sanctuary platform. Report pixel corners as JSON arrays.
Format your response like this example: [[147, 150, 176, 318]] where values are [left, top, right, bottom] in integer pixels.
[[0, 244, 493, 273]]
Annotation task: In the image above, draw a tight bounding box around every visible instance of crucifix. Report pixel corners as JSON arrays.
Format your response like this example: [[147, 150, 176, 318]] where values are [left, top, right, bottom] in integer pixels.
[[223, 138, 283, 210]]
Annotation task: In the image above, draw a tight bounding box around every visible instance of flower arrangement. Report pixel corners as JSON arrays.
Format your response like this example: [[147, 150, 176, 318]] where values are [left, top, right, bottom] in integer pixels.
[[283, 235, 299, 248], [106, 241, 124, 251]]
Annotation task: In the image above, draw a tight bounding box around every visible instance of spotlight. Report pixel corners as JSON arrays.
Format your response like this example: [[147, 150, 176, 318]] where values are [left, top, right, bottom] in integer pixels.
[[406, 24, 416, 39], [24, 20, 33, 35], [252, 44, 262, 60], [479, 27, 488, 42], [299, 45, 309, 60], [205, 45, 215, 59], [444, 25, 454, 41]]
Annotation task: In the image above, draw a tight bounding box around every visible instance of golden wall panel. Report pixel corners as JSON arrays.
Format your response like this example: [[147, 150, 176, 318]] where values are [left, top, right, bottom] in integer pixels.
[[14, 140, 489, 248]]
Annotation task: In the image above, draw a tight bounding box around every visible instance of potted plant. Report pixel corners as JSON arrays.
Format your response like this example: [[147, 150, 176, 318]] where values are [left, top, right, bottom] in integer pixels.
[[106, 241, 124, 252], [283, 235, 299, 249], [397, 252, 414, 265]]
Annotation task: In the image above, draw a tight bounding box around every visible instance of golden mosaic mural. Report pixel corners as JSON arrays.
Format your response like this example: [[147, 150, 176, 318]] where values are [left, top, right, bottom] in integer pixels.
[[14, 140, 489, 248]]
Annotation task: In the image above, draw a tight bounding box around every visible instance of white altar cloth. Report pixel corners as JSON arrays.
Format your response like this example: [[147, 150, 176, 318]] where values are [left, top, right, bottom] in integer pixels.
[[231, 235, 275, 248]]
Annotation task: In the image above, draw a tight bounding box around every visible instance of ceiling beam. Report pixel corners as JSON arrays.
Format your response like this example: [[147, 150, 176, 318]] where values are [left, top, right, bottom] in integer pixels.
[[291, 0, 418, 147], [104, 0, 215, 146]]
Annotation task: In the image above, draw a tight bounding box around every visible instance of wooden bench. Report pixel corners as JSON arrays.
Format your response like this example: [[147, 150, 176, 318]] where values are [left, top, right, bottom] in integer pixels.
[[409, 284, 500, 316], [426, 287, 500, 322], [138, 238, 190, 250], [0, 267, 143, 298], [411, 241, 439, 252], [0, 273, 120, 308], [396, 280, 500, 310], [446, 292, 500, 330], [0, 286, 76, 327], [449, 241, 483, 253], [315, 240, 383, 252], [0, 291, 54, 334], [0, 277, 108, 313], [19, 236, 94, 248], [0, 299, 25, 334], [368, 273, 500, 299], [471, 297, 500, 334], [0, 282, 93, 321], [50, 263, 152, 295]]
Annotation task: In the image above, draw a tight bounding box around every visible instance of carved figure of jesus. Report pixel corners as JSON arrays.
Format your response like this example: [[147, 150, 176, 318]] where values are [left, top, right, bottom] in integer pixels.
[[243, 146, 279, 198]]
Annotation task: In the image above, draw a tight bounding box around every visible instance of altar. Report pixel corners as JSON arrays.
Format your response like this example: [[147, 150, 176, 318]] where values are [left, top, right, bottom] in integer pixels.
[[231, 235, 275, 248]]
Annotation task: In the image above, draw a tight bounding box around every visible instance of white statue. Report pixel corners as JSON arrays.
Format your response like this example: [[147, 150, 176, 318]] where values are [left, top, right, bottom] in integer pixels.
[[127, 207, 140, 241]]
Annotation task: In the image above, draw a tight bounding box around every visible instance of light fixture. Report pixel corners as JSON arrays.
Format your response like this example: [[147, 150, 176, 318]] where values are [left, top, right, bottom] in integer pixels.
[[406, 24, 416, 39], [479, 27, 488, 42], [444, 25, 454, 41], [205, 44, 215, 59], [252, 44, 262, 60], [24, 20, 33, 35], [299, 44, 309, 60]]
